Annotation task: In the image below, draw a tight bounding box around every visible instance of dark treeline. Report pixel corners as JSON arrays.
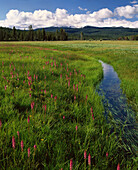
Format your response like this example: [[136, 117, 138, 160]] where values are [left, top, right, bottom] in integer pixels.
[[0, 25, 138, 41], [0, 25, 68, 41], [118, 35, 138, 41]]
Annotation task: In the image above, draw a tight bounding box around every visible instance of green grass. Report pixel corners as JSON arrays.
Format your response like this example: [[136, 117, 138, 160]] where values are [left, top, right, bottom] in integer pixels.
[[0, 42, 137, 169], [16, 40, 137, 113]]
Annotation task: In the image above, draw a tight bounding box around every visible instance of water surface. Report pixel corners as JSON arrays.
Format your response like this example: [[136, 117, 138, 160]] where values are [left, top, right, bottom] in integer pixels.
[[97, 60, 137, 153]]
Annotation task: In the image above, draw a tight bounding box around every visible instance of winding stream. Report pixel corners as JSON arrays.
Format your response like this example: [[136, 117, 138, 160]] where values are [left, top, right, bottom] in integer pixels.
[[97, 60, 137, 153]]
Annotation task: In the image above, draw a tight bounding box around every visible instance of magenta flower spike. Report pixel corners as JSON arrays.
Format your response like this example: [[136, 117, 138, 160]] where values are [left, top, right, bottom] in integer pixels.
[[5, 85, 6, 91], [86, 95, 88, 101], [34, 145, 37, 151], [44, 90, 46, 94], [106, 152, 108, 157], [51, 94, 53, 98], [28, 148, 30, 157], [31, 101, 34, 110], [76, 125, 78, 131], [88, 153, 91, 166], [117, 163, 120, 170], [27, 116, 30, 124], [12, 136, 15, 149], [21, 140, 24, 151], [43, 104, 47, 112], [60, 74, 62, 79], [84, 150, 87, 159], [70, 159, 73, 170], [74, 96, 76, 100], [63, 116, 65, 119]]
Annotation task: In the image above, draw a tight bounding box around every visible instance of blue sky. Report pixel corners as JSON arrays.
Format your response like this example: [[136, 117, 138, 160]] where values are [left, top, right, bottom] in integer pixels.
[[0, 0, 138, 29]]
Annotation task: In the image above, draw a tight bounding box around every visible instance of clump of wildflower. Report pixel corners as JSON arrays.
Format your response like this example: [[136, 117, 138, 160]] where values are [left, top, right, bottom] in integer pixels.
[[28, 148, 30, 157], [21, 140, 24, 151], [84, 150, 87, 159], [12, 136, 15, 149], [70, 159, 73, 170], [88, 153, 91, 166]]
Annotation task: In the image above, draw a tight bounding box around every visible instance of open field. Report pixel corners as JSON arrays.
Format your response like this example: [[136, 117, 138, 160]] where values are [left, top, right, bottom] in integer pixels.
[[0, 41, 137, 169], [13, 40, 138, 112]]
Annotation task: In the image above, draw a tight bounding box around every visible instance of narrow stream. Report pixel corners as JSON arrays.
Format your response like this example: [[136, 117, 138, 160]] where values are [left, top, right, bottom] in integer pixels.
[[97, 60, 137, 154]]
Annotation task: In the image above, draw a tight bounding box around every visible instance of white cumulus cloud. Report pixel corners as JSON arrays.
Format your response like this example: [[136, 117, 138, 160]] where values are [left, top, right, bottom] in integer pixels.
[[130, 1, 138, 4], [0, 6, 138, 29], [78, 6, 87, 11], [114, 5, 138, 18]]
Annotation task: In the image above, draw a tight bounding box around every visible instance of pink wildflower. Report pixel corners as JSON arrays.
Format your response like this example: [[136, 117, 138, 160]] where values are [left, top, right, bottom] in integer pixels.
[[5, 85, 6, 91], [70, 159, 73, 170], [21, 140, 24, 151], [84, 150, 87, 159], [76, 125, 78, 131], [63, 116, 65, 119], [86, 95, 88, 101], [106, 152, 108, 157], [31, 101, 34, 110], [51, 94, 53, 98], [88, 153, 91, 166], [28, 148, 30, 157], [43, 104, 47, 112], [54, 96, 57, 101], [27, 116, 30, 124], [117, 163, 120, 170], [34, 145, 37, 150], [12, 136, 15, 149], [74, 96, 76, 100]]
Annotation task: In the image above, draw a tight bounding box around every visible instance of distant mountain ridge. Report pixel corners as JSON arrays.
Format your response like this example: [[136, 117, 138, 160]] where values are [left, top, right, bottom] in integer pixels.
[[36, 26, 138, 40]]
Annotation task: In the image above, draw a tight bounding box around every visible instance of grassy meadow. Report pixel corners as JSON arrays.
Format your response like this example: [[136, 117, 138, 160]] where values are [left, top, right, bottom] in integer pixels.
[[0, 41, 137, 169]]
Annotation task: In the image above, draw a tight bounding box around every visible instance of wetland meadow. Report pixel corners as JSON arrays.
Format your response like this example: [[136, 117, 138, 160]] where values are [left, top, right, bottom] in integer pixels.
[[0, 41, 137, 169]]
